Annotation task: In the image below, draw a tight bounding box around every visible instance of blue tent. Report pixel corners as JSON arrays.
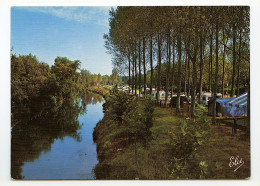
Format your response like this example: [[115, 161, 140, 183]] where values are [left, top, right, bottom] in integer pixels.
[[217, 92, 248, 116]]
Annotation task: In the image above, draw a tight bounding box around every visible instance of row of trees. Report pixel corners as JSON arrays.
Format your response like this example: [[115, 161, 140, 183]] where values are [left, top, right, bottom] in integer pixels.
[[81, 68, 118, 86], [104, 6, 250, 121], [11, 53, 118, 125]]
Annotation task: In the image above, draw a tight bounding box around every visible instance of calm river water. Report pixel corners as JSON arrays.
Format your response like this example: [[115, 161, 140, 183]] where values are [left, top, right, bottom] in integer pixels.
[[11, 94, 104, 179]]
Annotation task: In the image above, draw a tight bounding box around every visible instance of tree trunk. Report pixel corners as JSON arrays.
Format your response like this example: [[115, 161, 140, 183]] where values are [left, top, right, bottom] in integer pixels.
[[187, 56, 190, 97], [188, 23, 199, 117], [190, 58, 197, 117], [149, 36, 153, 98], [198, 33, 204, 101], [128, 51, 131, 93], [165, 31, 171, 107], [213, 12, 219, 125], [134, 41, 137, 96], [143, 37, 147, 98], [222, 29, 226, 97], [156, 33, 162, 102], [184, 53, 187, 96], [138, 41, 141, 98], [209, 34, 213, 92], [132, 54, 135, 94], [231, 23, 236, 97], [171, 39, 175, 97], [176, 32, 182, 112], [237, 29, 242, 96]]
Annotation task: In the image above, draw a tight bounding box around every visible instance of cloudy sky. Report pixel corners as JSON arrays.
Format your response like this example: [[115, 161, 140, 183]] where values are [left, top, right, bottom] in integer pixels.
[[11, 7, 114, 75]]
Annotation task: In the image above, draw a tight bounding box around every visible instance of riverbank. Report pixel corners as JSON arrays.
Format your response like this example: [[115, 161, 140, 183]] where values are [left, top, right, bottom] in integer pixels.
[[87, 85, 109, 97], [93, 92, 250, 179]]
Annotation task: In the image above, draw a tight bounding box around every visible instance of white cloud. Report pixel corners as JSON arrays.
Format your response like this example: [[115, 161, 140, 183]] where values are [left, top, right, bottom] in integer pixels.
[[16, 6, 115, 27]]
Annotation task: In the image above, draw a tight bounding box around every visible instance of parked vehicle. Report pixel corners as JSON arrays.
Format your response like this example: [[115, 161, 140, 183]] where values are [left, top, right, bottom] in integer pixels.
[[201, 92, 222, 106]]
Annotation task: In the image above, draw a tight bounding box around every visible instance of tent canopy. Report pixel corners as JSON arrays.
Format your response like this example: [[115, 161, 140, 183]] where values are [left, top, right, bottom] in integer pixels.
[[225, 92, 248, 108], [216, 92, 248, 116]]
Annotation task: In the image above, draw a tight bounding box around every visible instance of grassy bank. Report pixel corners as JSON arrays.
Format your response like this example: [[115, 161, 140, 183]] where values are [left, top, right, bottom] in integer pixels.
[[93, 91, 250, 180]]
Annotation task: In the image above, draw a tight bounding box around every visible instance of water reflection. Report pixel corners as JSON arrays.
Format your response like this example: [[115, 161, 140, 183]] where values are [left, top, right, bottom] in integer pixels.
[[11, 93, 103, 179]]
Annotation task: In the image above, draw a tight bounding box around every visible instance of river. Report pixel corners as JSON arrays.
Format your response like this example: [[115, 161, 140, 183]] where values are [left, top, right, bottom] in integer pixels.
[[11, 93, 104, 179]]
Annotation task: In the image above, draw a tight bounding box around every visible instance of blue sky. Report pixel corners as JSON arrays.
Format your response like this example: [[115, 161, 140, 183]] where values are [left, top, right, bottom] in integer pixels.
[[11, 7, 113, 75]]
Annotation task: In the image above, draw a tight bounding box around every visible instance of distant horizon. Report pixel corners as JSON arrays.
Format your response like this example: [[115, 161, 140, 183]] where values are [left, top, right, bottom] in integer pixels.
[[11, 6, 114, 76]]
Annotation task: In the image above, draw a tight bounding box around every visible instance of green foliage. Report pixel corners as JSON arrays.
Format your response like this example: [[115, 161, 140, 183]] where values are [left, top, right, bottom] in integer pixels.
[[103, 141, 113, 157], [97, 73, 103, 84], [80, 69, 92, 87], [11, 54, 50, 105], [94, 102, 249, 179], [105, 6, 250, 105], [110, 68, 118, 85], [102, 89, 154, 140], [92, 74, 98, 85], [199, 161, 209, 179], [11, 53, 89, 126], [93, 89, 154, 167], [88, 85, 109, 96], [122, 98, 154, 144], [50, 57, 81, 99], [94, 101, 229, 179], [11, 54, 51, 125], [99, 89, 154, 145], [102, 88, 130, 123], [166, 107, 211, 179]]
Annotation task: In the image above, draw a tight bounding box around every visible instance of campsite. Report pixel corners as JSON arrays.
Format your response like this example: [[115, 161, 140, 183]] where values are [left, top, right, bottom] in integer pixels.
[[10, 6, 250, 180]]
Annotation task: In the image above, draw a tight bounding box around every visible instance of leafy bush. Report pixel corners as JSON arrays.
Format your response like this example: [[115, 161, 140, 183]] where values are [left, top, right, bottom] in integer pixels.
[[102, 87, 130, 123], [100, 88, 154, 143], [93, 88, 155, 179], [167, 106, 211, 179]]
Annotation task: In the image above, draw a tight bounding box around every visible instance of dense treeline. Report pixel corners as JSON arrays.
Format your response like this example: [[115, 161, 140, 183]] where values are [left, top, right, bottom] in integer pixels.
[[104, 6, 250, 121], [11, 53, 117, 126]]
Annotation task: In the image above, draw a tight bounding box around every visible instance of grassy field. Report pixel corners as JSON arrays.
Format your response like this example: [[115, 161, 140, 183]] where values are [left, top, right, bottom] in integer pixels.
[[93, 104, 250, 179]]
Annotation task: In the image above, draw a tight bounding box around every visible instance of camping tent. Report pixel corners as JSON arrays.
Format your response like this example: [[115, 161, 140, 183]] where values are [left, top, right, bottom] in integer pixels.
[[208, 92, 248, 116], [223, 91, 248, 116]]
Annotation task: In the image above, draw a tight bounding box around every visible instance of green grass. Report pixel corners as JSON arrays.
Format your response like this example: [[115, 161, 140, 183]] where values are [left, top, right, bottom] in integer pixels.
[[93, 105, 250, 179]]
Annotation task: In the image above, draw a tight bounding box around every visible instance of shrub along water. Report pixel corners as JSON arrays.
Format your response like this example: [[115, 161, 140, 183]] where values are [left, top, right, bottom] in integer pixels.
[[93, 87, 154, 179]]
